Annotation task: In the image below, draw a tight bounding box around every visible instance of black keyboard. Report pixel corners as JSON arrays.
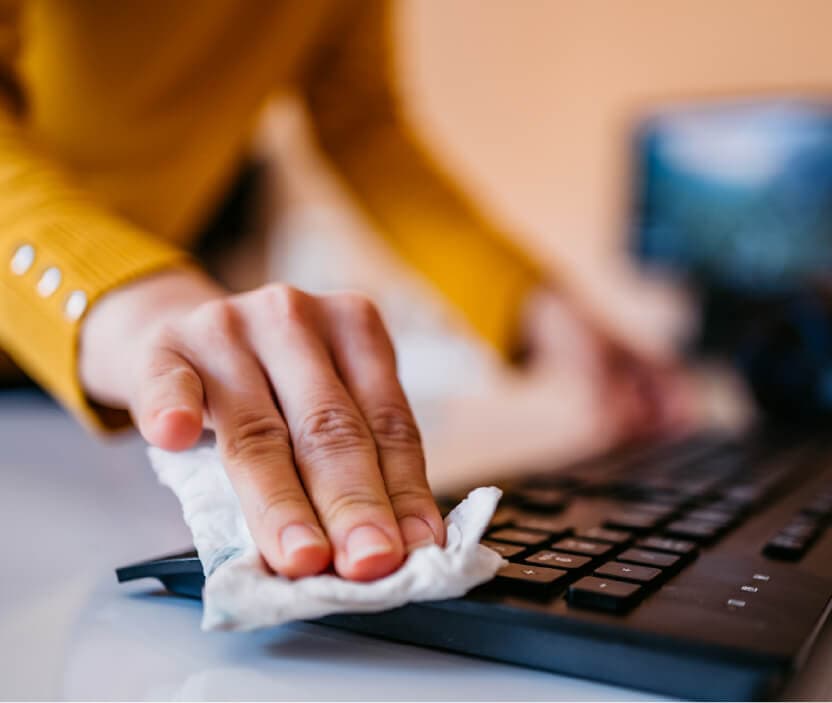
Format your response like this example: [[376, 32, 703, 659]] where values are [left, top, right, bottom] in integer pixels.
[[116, 430, 832, 700]]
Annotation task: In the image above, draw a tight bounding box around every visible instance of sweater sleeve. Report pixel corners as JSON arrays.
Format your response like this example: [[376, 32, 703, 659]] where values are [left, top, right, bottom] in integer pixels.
[[0, 0, 189, 430], [299, 0, 543, 357]]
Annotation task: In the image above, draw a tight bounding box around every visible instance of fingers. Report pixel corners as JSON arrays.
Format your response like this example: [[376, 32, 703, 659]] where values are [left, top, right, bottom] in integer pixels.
[[134, 347, 204, 451], [185, 302, 331, 579], [240, 286, 405, 581], [324, 293, 445, 552]]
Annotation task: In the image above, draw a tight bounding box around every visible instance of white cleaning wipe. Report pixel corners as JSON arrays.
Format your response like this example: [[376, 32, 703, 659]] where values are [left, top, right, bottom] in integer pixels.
[[147, 445, 505, 631]]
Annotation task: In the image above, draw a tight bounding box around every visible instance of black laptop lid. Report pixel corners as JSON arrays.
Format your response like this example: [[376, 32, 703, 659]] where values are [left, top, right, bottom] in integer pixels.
[[632, 99, 832, 420]]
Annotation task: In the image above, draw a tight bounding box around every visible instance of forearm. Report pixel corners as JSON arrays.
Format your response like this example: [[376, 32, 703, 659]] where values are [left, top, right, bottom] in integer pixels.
[[301, 0, 542, 358], [0, 112, 190, 428]]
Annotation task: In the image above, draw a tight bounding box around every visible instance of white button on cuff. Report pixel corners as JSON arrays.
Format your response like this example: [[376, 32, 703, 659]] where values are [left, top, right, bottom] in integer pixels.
[[37, 267, 62, 297], [10, 244, 35, 275], [64, 290, 88, 321]]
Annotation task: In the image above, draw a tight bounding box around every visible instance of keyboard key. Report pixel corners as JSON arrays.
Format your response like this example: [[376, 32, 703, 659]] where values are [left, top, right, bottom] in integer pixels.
[[495, 563, 569, 595], [526, 550, 591, 570], [567, 576, 643, 613], [488, 507, 516, 527], [488, 527, 551, 546], [780, 518, 820, 540], [641, 490, 689, 508], [515, 488, 569, 511], [703, 499, 752, 516], [684, 509, 736, 525], [575, 527, 632, 545], [482, 540, 525, 558], [626, 503, 677, 518], [552, 538, 614, 558], [721, 484, 767, 506], [636, 536, 698, 556], [595, 561, 663, 584], [604, 511, 663, 533], [674, 476, 723, 497], [663, 519, 722, 543], [763, 534, 807, 561], [512, 514, 570, 534], [801, 494, 832, 518], [618, 548, 680, 570]]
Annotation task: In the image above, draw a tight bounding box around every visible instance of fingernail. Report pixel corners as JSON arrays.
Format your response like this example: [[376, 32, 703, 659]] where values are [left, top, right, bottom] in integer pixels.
[[346, 524, 395, 566], [399, 515, 436, 552], [280, 523, 327, 559]]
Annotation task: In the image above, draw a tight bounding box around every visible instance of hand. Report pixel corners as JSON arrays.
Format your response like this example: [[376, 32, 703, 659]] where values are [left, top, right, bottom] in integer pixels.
[[518, 287, 698, 441], [80, 269, 445, 581]]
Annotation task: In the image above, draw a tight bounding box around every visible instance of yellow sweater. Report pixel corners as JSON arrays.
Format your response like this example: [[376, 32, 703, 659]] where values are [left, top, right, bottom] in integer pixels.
[[0, 0, 540, 429]]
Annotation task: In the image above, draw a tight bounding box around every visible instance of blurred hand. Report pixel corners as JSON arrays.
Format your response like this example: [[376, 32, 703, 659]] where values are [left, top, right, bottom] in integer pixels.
[[80, 269, 444, 581], [518, 287, 697, 442]]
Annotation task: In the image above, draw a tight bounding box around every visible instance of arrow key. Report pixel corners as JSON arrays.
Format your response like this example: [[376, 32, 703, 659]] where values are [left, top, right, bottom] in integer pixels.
[[568, 576, 643, 613], [595, 560, 663, 585]]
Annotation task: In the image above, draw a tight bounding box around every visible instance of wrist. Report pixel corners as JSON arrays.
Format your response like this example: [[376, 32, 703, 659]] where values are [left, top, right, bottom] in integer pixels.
[[78, 267, 225, 409]]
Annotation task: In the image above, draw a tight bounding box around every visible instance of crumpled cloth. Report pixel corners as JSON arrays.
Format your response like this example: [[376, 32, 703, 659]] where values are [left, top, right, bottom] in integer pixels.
[[147, 445, 505, 631]]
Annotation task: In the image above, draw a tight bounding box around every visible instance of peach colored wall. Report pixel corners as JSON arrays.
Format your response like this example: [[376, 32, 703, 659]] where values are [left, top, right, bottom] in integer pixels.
[[397, 0, 832, 271]]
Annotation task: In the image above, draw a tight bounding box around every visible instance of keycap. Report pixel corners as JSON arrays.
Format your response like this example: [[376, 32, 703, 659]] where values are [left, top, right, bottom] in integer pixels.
[[567, 576, 643, 613], [575, 527, 632, 545], [626, 503, 677, 518], [495, 563, 569, 595], [636, 536, 698, 556], [675, 477, 723, 497], [801, 494, 832, 518], [699, 498, 751, 516], [515, 487, 569, 511], [617, 548, 680, 570], [763, 534, 808, 561], [595, 561, 663, 584], [643, 490, 689, 507], [551, 538, 613, 558], [526, 550, 591, 570], [780, 519, 820, 540], [488, 527, 551, 546], [721, 484, 767, 506], [604, 511, 663, 533], [512, 514, 570, 534], [488, 507, 516, 527], [663, 519, 722, 542], [684, 509, 736, 525], [481, 540, 525, 558]]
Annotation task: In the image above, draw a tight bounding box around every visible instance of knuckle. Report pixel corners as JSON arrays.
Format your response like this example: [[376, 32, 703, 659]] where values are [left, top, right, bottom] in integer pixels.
[[148, 321, 181, 351], [261, 283, 309, 325], [155, 363, 200, 395], [337, 292, 382, 330], [222, 412, 291, 464], [367, 403, 422, 451], [196, 299, 241, 341], [386, 485, 435, 511], [323, 490, 388, 525], [295, 404, 371, 459], [257, 486, 311, 525]]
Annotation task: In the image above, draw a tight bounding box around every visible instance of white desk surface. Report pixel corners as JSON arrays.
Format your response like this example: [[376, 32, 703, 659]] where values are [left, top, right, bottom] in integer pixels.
[[2, 390, 831, 700]]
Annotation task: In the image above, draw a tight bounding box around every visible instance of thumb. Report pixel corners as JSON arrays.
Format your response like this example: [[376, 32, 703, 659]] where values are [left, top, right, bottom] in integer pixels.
[[134, 348, 204, 451]]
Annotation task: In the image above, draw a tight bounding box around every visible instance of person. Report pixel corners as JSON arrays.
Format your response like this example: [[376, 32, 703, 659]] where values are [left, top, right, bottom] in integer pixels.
[[0, 1, 685, 583]]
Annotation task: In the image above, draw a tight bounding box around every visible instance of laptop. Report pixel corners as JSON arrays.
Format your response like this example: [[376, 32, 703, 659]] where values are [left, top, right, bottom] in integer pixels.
[[117, 99, 832, 700]]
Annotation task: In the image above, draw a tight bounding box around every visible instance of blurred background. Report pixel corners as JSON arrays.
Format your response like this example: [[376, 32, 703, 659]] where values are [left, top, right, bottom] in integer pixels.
[[207, 0, 830, 490]]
